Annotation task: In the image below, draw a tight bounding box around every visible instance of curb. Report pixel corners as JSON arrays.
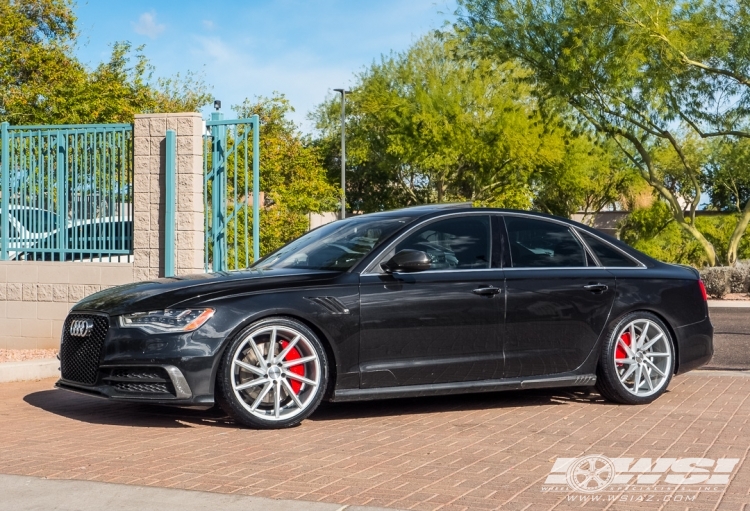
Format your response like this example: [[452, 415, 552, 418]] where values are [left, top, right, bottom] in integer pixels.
[[707, 300, 750, 308], [695, 369, 750, 377], [0, 359, 59, 383]]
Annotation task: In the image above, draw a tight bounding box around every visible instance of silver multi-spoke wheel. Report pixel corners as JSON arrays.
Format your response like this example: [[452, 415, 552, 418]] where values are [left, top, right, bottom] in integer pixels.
[[613, 319, 672, 398], [229, 324, 322, 422]]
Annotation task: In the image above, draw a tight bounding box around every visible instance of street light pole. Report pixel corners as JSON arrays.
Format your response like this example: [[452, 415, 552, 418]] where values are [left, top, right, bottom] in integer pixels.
[[333, 88, 350, 219]]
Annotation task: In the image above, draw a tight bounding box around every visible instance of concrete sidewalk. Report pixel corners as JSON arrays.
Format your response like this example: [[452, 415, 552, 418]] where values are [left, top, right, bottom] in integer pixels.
[[0, 474, 398, 511], [708, 299, 750, 307]]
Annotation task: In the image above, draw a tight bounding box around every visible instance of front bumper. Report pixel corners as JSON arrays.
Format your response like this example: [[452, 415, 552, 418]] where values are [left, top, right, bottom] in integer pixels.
[[674, 315, 714, 374], [57, 310, 226, 408]]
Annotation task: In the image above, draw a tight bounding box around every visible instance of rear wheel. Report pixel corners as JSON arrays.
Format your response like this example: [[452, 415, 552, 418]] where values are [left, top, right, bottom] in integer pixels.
[[217, 317, 328, 429], [596, 312, 675, 405]]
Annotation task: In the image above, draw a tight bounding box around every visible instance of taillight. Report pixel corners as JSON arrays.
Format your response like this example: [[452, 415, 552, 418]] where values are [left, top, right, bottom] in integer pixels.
[[698, 280, 708, 301]]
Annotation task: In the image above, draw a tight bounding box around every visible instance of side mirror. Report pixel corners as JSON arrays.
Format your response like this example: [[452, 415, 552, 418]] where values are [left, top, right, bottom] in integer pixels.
[[381, 249, 431, 273]]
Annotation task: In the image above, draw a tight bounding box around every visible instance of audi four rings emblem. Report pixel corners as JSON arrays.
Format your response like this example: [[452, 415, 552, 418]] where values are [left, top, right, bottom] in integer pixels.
[[69, 318, 94, 337]]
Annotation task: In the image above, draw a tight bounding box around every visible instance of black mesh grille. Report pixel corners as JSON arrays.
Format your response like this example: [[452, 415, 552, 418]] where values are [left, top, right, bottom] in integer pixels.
[[60, 314, 109, 385], [109, 369, 164, 380], [113, 382, 170, 394]]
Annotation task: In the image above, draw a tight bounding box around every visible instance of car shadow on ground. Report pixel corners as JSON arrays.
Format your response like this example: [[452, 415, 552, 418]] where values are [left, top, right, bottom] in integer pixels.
[[310, 387, 616, 423], [23, 386, 617, 429], [23, 389, 230, 429]]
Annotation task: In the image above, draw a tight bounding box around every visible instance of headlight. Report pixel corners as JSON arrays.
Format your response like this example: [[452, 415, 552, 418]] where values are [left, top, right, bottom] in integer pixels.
[[119, 309, 214, 333]]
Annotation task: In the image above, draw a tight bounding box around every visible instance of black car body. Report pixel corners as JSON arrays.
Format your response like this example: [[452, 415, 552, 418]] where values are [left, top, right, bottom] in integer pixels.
[[57, 206, 713, 427]]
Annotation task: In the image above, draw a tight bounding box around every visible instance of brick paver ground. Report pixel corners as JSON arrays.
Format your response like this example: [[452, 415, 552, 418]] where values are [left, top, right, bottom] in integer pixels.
[[0, 373, 748, 511]]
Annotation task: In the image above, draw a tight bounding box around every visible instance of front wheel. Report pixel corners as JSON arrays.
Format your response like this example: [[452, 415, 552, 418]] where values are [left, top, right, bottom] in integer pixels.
[[596, 312, 675, 405], [217, 317, 328, 429]]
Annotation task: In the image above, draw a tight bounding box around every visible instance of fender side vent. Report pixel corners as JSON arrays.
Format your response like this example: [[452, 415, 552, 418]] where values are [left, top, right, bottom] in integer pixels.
[[306, 296, 350, 314]]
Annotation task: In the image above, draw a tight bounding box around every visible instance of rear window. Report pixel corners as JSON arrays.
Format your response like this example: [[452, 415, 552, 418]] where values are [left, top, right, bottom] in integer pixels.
[[505, 216, 587, 268], [579, 231, 640, 267]]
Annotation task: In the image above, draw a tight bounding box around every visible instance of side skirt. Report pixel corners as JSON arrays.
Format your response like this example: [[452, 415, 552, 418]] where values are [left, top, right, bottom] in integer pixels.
[[331, 374, 597, 402]]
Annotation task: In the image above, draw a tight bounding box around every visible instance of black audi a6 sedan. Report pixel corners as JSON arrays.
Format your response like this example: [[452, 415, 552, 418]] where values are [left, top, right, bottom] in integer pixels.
[[57, 205, 713, 429]]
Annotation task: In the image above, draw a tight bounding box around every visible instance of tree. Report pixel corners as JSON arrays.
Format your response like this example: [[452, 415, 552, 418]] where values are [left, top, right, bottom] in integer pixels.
[[0, 0, 211, 125], [457, 0, 732, 265], [312, 32, 634, 217], [707, 138, 750, 213], [0, 0, 80, 123], [533, 137, 640, 220], [233, 95, 338, 259], [599, 0, 750, 265], [705, 137, 750, 261]]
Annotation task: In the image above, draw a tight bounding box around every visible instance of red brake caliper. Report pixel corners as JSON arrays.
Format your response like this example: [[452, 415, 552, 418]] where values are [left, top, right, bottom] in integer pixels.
[[279, 340, 304, 394], [615, 332, 631, 366]]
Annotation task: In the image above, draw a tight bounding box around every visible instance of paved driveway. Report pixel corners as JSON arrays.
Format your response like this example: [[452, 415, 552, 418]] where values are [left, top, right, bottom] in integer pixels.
[[1, 373, 749, 511]]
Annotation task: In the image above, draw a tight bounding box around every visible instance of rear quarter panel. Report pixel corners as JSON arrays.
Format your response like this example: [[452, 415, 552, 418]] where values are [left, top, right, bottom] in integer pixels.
[[606, 265, 711, 373], [607, 267, 706, 329]]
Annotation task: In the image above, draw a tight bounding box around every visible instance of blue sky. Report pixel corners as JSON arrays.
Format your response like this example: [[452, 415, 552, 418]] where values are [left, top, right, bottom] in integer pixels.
[[73, 0, 456, 132]]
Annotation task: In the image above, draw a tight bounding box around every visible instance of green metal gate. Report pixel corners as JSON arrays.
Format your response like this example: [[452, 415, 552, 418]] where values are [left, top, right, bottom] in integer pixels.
[[0, 122, 133, 262], [204, 113, 260, 272]]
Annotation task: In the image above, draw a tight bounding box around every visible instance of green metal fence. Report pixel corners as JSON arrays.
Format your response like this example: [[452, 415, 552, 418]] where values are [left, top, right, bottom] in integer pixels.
[[204, 113, 260, 272], [0, 122, 133, 262]]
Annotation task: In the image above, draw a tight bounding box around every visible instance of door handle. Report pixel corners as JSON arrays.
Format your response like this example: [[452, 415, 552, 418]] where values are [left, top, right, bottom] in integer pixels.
[[584, 283, 609, 293], [472, 286, 501, 296]]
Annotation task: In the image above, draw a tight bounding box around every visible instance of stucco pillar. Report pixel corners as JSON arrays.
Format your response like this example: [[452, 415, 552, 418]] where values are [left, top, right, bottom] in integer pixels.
[[133, 113, 204, 280]]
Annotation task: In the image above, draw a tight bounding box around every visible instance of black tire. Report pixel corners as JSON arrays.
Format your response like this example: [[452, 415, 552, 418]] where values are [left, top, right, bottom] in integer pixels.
[[217, 317, 329, 429], [596, 311, 675, 405]]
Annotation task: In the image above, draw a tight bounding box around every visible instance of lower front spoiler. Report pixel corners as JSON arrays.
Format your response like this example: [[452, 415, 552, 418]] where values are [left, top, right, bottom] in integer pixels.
[[55, 365, 214, 409]]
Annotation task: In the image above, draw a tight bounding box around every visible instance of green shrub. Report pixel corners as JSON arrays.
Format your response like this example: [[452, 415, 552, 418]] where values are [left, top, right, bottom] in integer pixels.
[[619, 202, 750, 267]]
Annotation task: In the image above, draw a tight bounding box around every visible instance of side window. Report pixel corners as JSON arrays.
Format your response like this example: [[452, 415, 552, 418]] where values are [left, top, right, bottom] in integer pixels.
[[395, 215, 491, 270], [504, 216, 587, 268], [579, 231, 640, 267]]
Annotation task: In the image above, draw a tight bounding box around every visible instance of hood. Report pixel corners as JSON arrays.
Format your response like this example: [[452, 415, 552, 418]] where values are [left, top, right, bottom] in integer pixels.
[[72, 268, 342, 316]]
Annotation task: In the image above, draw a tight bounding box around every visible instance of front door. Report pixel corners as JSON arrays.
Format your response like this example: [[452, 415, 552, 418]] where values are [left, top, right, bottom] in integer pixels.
[[501, 215, 616, 378], [359, 214, 504, 387]]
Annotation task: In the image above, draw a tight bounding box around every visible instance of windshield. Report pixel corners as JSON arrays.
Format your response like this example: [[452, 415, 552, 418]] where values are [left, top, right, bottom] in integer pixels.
[[255, 215, 412, 271]]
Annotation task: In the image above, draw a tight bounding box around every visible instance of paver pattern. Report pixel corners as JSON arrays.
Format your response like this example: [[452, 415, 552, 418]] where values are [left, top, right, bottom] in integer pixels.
[[0, 373, 748, 511]]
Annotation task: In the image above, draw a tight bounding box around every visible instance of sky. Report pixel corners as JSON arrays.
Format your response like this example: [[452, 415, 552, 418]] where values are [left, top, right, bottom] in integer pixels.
[[73, 0, 456, 132]]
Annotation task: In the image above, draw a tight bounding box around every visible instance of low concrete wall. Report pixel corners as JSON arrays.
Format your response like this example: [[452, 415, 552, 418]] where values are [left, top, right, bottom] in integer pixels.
[[0, 261, 134, 349]]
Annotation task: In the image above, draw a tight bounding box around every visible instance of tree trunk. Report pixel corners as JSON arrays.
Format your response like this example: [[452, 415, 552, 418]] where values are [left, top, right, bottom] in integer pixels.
[[727, 204, 750, 266], [675, 220, 717, 266]]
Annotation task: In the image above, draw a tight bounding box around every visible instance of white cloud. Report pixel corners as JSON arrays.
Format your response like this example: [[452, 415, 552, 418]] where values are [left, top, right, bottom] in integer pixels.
[[190, 34, 353, 132], [202, 20, 216, 30], [133, 11, 165, 39]]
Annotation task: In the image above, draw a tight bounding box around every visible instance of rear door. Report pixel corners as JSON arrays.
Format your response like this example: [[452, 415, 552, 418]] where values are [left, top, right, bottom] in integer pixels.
[[501, 215, 616, 378]]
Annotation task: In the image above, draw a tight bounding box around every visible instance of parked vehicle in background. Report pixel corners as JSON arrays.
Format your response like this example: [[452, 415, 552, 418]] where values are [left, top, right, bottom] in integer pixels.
[[0, 206, 132, 262]]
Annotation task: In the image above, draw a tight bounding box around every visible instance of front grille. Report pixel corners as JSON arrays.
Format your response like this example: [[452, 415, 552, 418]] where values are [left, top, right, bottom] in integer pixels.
[[113, 382, 170, 394], [60, 314, 109, 385]]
